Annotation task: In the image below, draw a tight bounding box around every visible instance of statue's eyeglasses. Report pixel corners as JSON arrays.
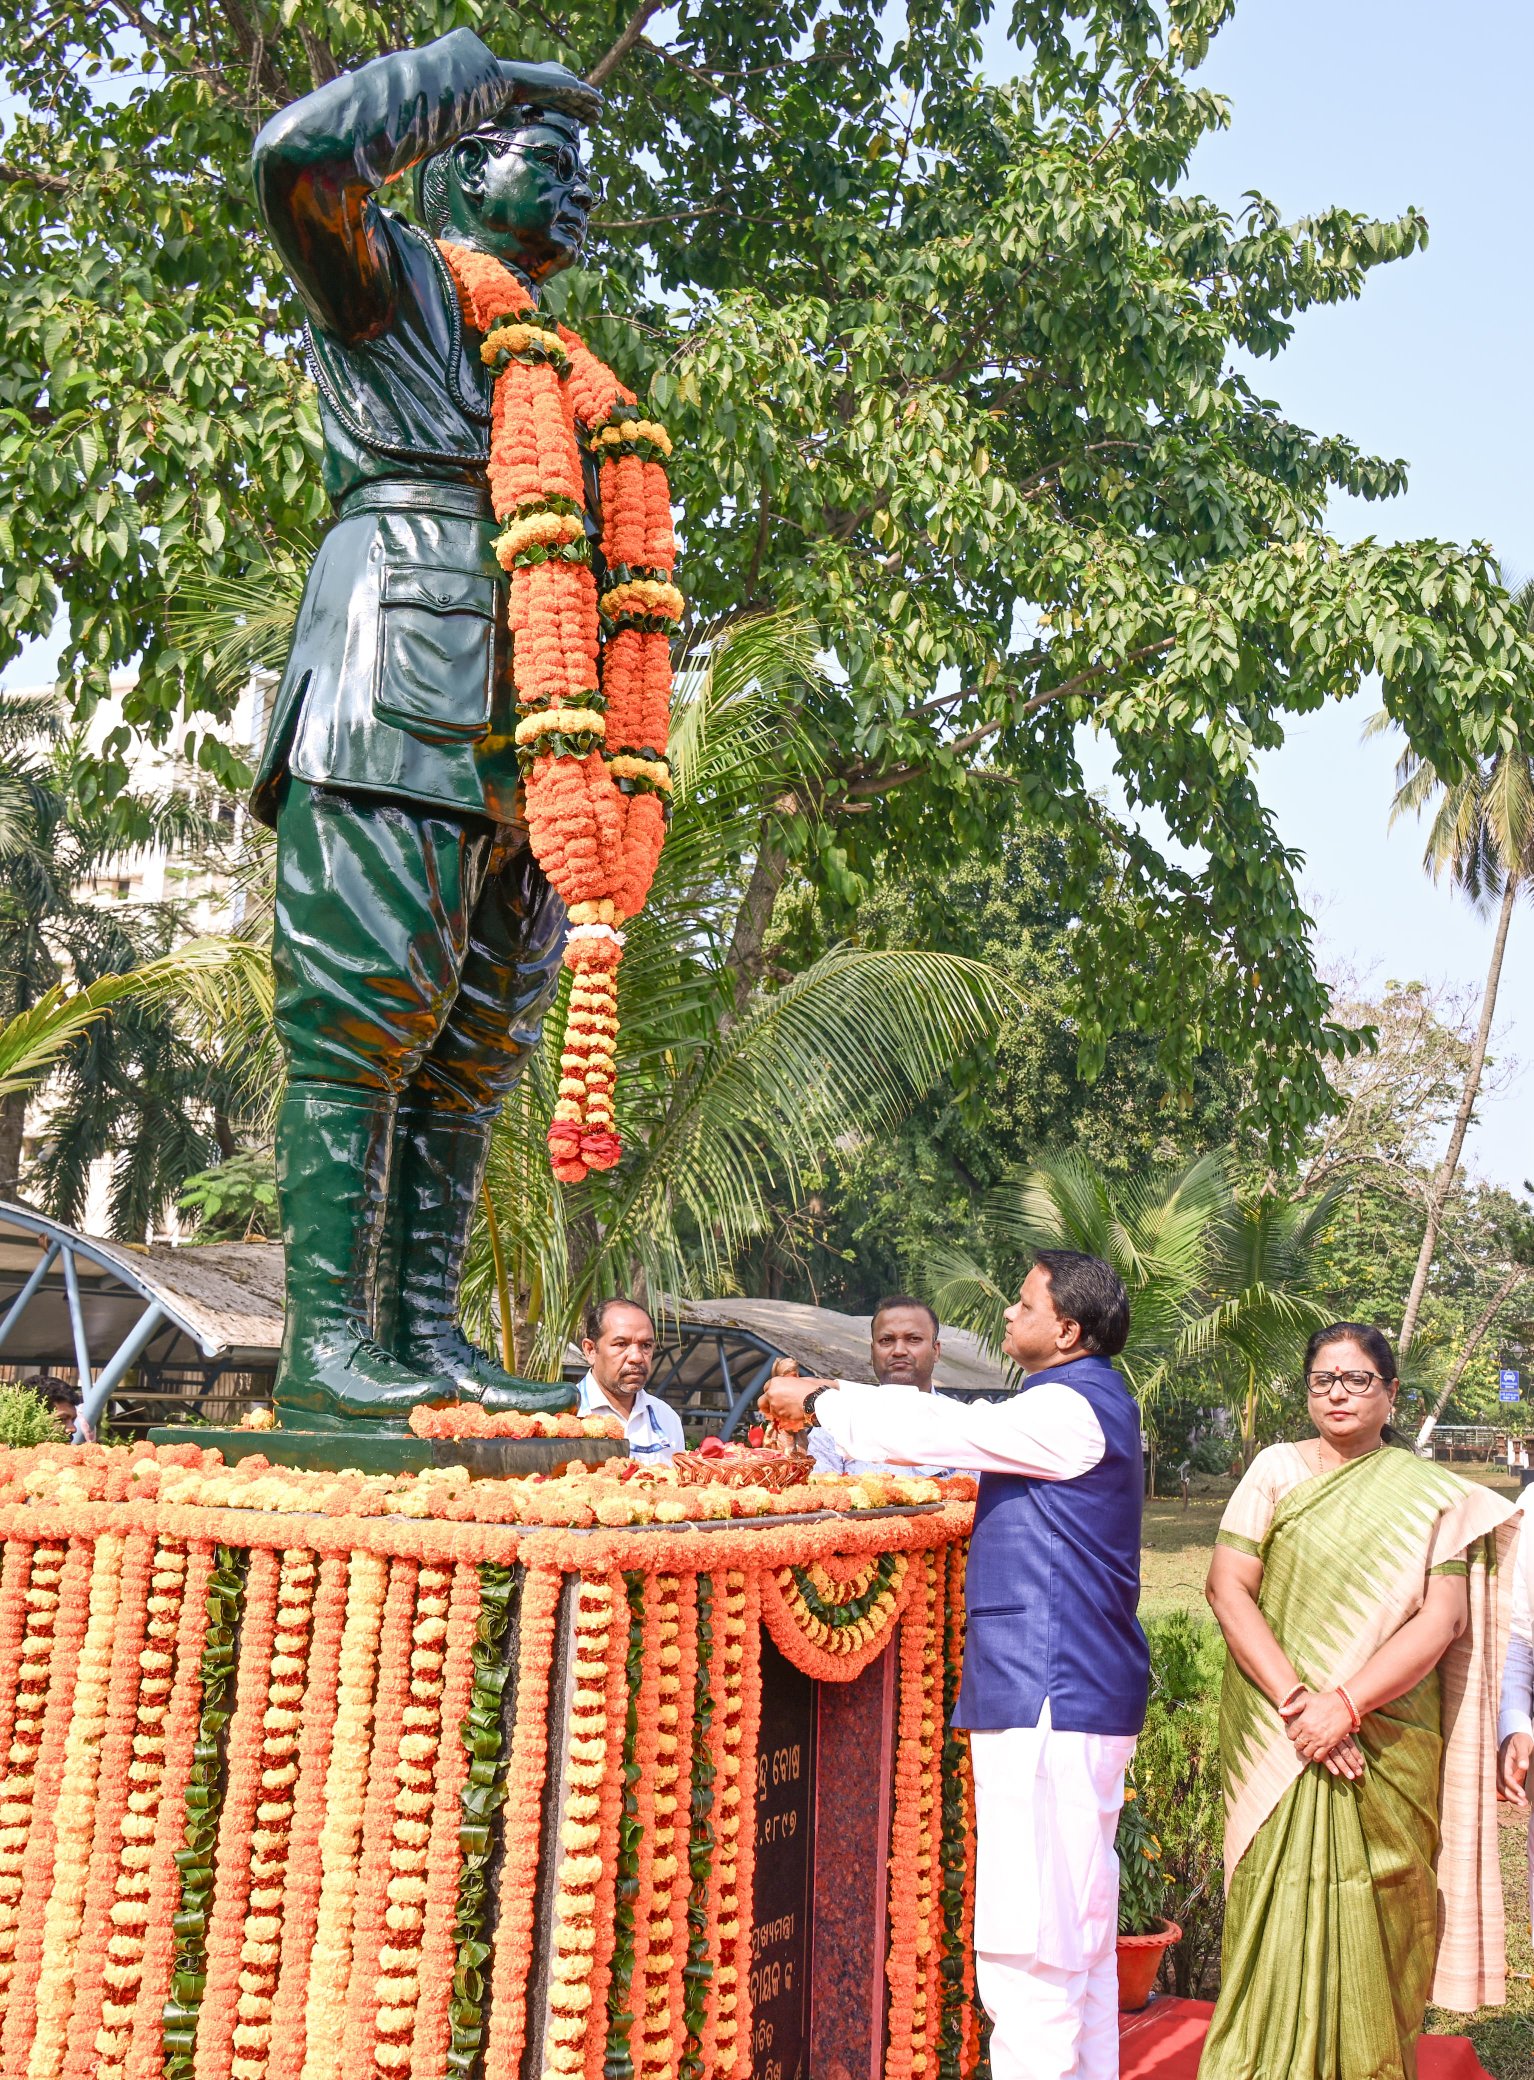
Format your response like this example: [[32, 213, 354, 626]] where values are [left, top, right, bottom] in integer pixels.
[[498, 138, 602, 200]]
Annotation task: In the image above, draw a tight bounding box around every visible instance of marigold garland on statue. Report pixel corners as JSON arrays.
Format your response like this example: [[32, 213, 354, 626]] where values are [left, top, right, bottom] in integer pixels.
[[436, 240, 681, 1184]]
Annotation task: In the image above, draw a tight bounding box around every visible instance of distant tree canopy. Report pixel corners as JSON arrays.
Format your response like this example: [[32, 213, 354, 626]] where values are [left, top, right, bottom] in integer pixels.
[[6, 0, 1534, 1156]]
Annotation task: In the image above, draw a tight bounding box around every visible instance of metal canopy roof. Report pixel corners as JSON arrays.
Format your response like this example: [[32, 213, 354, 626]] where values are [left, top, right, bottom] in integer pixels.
[[0, 1202, 283, 1430]]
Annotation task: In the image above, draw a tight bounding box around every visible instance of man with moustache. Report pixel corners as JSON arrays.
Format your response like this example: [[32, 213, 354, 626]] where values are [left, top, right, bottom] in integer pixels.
[[759, 1250, 1148, 2080], [575, 1298, 684, 1463], [806, 1294, 953, 1478]]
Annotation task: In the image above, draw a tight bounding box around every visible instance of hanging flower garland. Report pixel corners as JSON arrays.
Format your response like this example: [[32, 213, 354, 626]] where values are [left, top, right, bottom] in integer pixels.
[[299, 1551, 389, 2080], [759, 1549, 914, 1681], [539, 1571, 620, 2080], [30, 1528, 126, 2077], [885, 1563, 935, 2080], [0, 1538, 58, 2020], [61, 1529, 154, 2079], [265, 1550, 349, 2080], [437, 240, 681, 1184], [408, 1560, 479, 2075], [677, 1574, 716, 2080], [481, 1565, 561, 2080], [3, 1539, 91, 2074]]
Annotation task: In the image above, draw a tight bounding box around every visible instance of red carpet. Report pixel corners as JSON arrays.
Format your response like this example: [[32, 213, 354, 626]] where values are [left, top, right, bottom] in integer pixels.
[[1118, 1998, 1493, 2078]]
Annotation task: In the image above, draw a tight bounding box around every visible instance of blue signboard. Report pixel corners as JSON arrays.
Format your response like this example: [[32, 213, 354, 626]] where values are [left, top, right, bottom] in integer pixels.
[[1500, 1367, 1521, 1403]]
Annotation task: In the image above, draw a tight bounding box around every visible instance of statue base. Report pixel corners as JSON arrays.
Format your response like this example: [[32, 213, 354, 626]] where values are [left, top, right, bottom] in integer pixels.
[[146, 1426, 626, 1478]]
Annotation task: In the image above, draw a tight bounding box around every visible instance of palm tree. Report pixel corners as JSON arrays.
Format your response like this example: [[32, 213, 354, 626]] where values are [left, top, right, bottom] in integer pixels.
[[0, 689, 231, 1221], [1370, 575, 1534, 1358], [456, 614, 1017, 1372], [928, 1149, 1337, 1474]]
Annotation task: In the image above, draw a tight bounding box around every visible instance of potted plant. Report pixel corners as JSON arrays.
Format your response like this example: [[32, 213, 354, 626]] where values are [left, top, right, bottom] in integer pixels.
[[1115, 1782, 1182, 2011]]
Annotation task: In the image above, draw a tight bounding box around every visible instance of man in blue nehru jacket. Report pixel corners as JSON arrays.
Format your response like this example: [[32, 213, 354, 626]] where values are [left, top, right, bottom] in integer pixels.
[[759, 1250, 1148, 2080]]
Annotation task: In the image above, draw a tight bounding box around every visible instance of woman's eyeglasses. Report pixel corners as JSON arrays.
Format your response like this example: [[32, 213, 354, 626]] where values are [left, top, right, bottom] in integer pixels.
[[1306, 1370, 1390, 1396]]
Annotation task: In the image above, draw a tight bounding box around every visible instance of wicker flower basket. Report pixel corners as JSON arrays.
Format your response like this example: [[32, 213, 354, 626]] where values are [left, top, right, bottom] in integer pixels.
[[671, 1449, 814, 1492]]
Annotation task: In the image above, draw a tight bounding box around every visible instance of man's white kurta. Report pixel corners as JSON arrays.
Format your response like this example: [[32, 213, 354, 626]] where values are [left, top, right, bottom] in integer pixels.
[[813, 1377, 1136, 2080]]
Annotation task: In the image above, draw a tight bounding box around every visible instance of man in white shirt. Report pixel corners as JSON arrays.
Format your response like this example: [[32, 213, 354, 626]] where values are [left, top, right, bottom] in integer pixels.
[[808, 1294, 953, 1479], [575, 1297, 685, 1462], [759, 1251, 1148, 2080]]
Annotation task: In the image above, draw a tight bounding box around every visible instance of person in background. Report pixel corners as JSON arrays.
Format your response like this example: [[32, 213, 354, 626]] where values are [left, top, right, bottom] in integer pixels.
[[575, 1298, 684, 1463], [20, 1372, 88, 1442], [807, 1295, 953, 1478], [759, 1250, 1147, 2080], [1203, 1323, 1516, 2080]]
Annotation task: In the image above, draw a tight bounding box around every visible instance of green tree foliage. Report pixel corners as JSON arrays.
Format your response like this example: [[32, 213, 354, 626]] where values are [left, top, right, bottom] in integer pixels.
[[176, 1149, 277, 1240], [6, 0, 1532, 1155], [932, 1148, 1335, 1460], [749, 812, 1250, 1303], [459, 618, 1016, 1372], [1132, 1612, 1225, 1998], [0, 1385, 67, 1448]]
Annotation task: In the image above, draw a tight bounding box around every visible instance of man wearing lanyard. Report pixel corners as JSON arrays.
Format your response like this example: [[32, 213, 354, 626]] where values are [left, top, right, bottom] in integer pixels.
[[576, 1298, 685, 1462], [758, 1250, 1148, 2080]]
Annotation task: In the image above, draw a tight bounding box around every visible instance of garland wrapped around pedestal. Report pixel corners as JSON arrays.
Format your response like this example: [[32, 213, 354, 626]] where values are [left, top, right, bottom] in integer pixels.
[[0, 1443, 985, 2080]]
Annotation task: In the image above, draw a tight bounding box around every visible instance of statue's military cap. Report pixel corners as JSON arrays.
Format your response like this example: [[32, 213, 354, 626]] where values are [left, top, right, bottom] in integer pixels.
[[492, 58, 603, 128]]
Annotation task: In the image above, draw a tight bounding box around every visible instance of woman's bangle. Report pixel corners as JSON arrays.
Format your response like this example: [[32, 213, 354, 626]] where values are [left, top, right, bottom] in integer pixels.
[[1335, 1682, 1361, 1733], [1276, 1681, 1307, 1713]]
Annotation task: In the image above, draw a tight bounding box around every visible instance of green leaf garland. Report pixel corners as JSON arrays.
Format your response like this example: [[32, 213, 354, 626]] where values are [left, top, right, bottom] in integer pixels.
[[161, 1543, 246, 2079], [447, 1561, 519, 2080]]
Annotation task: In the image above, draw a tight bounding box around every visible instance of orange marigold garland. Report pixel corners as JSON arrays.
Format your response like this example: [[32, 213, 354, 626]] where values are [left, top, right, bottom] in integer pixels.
[[538, 1570, 620, 2080], [437, 239, 681, 1183], [266, 1550, 350, 2080], [885, 1562, 933, 2080], [300, 1550, 389, 2080], [407, 1559, 479, 2074], [61, 1527, 154, 2078], [2, 1537, 90, 2074], [31, 1527, 127, 2076], [482, 1565, 561, 2080], [0, 1537, 51, 2016], [195, 1541, 281, 2080], [336, 1555, 418, 2080], [722, 1569, 763, 2080], [124, 1540, 214, 2080]]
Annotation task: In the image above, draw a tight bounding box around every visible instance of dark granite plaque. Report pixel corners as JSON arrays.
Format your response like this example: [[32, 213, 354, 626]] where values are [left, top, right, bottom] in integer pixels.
[[750, 1632, 817, 2080]]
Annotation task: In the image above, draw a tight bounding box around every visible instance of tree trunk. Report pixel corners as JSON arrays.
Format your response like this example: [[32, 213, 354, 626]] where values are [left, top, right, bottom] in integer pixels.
[[0, 1088, 27, 1200], [1414, 1263, 1528, 1451], [720, 824, 789, 1025], [1399, 873, 1518, 1357]]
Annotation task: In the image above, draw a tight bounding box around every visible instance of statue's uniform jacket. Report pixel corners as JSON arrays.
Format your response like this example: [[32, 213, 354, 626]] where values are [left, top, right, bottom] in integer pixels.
[[249, 30, 566, 1115]]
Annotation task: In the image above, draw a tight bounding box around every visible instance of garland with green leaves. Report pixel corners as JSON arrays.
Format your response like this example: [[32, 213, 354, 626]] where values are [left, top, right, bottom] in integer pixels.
[[448, 1561, 518, 2079], [603, 1572, 647, 2080], [678, 1573, 715, 2080], [162, 1543, 246, 2080], [788, 1550, 901, 1632]]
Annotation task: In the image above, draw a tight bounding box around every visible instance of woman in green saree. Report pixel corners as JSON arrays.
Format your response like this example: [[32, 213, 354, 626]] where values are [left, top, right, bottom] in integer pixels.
[[1202, 1323, 1517, 2080]]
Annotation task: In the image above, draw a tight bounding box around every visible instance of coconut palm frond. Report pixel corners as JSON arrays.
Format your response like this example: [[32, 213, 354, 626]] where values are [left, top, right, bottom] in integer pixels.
[[168, 554, 310, 708]]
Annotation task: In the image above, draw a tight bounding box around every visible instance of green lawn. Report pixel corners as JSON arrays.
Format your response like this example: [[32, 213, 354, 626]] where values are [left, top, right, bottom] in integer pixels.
[[1141, 1471, 1533, 2077]]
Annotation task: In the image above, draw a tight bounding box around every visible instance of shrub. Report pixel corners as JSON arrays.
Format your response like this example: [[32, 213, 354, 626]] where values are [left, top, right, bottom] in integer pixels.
[[1116, 1782, 1171, 1935], [0, 1384, 67, 1448], [177, 1151, 277, 1241], [1132, 1610, 1227, 1997]]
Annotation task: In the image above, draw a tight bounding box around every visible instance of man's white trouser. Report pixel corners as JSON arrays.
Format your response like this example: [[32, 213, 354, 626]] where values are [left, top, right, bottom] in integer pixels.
[[969, 1703, 1137, 2080]]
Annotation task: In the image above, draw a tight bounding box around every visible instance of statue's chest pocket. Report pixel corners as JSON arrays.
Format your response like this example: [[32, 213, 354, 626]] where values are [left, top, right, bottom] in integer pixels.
[[374, 566, 501, 743]]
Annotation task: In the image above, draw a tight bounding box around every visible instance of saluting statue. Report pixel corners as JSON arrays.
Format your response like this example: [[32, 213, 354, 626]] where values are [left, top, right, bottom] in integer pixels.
[[250, 34, 614, 1428]]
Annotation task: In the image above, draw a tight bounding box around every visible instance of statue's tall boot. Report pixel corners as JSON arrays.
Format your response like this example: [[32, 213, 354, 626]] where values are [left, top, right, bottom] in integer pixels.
[[274, 1084, 444, 1431], [389, 1105, 576, 1414]]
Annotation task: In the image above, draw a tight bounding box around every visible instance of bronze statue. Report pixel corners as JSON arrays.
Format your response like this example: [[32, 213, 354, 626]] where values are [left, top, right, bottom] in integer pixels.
[[249, 33, 606, 1428]]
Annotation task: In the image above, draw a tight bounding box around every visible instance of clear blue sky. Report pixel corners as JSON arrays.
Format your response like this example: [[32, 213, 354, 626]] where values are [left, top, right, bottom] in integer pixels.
[[981, 0, 1534, 1189], [10, 2, 1532, 1180]]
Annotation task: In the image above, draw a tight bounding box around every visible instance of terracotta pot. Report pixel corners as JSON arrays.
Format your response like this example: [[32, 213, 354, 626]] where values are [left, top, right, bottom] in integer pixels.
[[1115, 1918, 1182, 2012]]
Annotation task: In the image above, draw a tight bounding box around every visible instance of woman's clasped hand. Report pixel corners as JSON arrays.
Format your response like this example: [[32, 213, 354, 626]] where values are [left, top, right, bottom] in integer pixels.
[[1276, 1684, 1366, 1780]]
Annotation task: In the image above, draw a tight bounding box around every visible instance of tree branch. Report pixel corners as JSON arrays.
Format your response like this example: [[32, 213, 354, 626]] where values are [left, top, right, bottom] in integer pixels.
[[587, 0, 668, 86], [836, 637, 1177, 804], [0, 162, 70, 194]]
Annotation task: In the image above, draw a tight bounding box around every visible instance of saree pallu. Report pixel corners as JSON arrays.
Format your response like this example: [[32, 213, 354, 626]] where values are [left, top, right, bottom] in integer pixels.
[[1200, 1447, 1517, 2080]]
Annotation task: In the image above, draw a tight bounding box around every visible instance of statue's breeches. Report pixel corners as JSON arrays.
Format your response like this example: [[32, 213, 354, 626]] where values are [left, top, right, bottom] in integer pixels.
[[272, 779, 565, 1117]]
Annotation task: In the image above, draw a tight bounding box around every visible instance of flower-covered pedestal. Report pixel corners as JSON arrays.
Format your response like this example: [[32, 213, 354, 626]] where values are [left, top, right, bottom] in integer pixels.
[[0, 1442, 982, 2080]]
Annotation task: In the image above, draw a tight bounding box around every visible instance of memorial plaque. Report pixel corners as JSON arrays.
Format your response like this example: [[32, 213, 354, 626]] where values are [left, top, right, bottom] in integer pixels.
[[750, 1633, 817, 2080]]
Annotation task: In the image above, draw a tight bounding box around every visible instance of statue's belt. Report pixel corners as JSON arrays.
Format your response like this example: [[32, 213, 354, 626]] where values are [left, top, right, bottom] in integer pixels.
[[337, 479, 494, 523]]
